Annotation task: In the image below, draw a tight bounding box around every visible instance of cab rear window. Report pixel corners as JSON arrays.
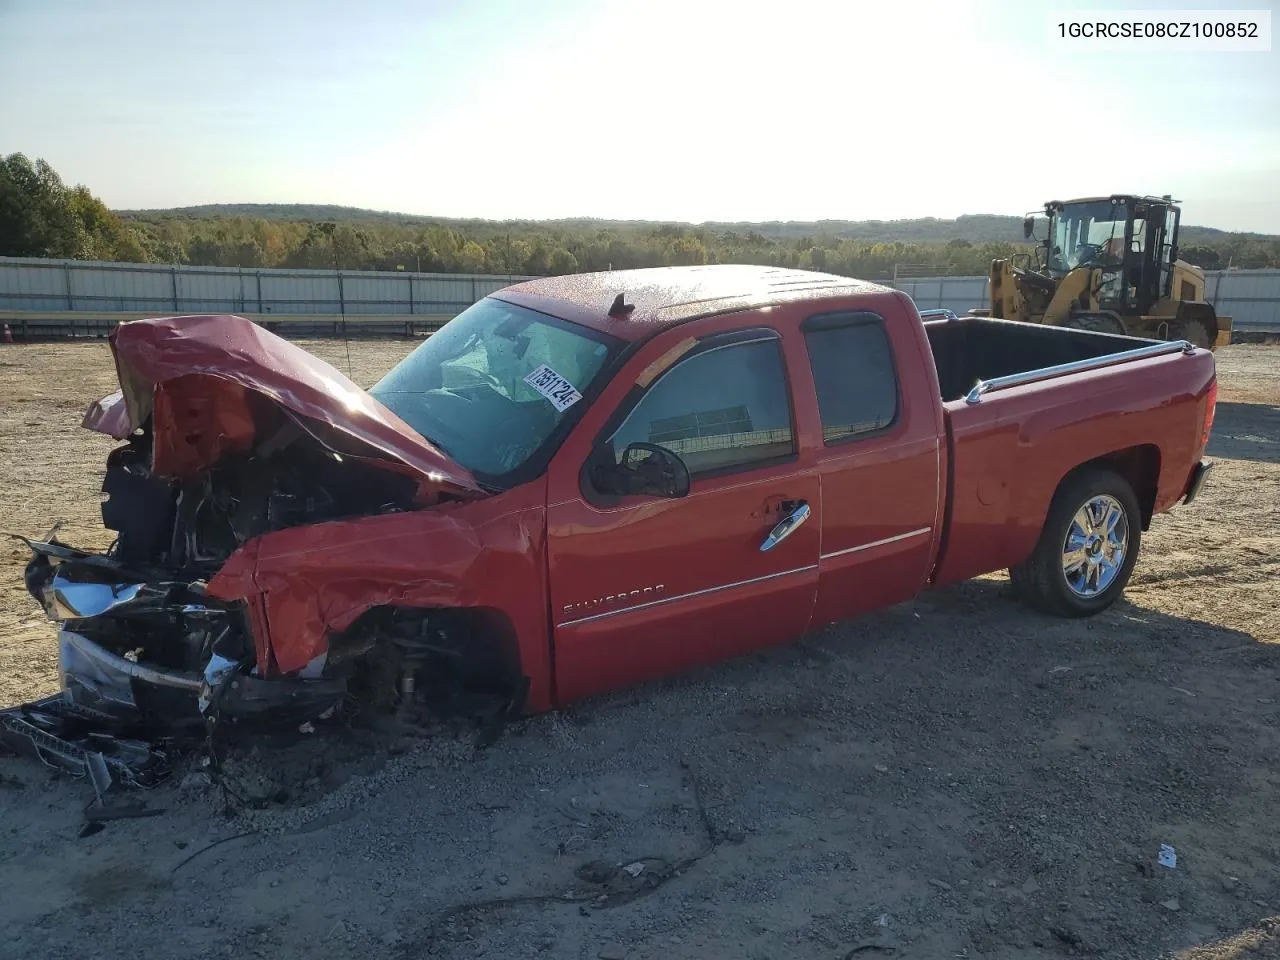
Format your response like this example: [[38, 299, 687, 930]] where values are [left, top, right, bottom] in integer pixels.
[[802, 314, 898, 443]]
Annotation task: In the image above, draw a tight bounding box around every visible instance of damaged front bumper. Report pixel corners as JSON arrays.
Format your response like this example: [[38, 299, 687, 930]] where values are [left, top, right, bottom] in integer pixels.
[[54, 627, 343, 729], [58, 627, 201, 719], [29, 538, 344, 725], [2, 538, 347, 781]]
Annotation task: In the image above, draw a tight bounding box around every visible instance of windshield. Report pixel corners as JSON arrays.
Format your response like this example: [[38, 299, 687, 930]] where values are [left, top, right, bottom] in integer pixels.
[[371, 298, 618, 481], [1047, 200, 1127, 274]]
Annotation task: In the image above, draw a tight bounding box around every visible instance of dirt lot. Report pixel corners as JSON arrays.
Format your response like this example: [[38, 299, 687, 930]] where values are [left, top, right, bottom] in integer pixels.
[[1, 339, 1278, 960]]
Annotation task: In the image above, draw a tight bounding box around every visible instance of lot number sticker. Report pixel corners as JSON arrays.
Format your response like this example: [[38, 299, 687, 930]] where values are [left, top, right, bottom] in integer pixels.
[[524, 364, 583, 412]]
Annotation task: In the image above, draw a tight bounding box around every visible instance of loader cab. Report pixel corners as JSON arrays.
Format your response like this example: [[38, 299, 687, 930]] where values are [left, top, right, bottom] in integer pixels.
[[1043, 195, 1180, 316]]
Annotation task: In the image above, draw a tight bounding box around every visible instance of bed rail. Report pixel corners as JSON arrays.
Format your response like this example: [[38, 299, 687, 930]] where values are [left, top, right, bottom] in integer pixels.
[[964, 339, 1196, 405]]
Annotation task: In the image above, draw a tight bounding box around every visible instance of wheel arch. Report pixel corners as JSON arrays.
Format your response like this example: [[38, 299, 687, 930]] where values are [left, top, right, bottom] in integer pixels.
[[1010, 452, 1149, 617], [331, 603, 530, 717], [1054, 444, 1161, 531]]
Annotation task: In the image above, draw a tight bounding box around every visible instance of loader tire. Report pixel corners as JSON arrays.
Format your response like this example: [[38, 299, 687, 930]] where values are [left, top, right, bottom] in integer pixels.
[[1167, 317, 1214, 350], [1010, 467, 1142, 618], [1061, 312, 1127, 336]]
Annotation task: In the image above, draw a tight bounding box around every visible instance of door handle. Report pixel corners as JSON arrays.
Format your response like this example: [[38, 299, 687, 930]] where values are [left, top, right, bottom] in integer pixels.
[[760, 500, 811, 552]]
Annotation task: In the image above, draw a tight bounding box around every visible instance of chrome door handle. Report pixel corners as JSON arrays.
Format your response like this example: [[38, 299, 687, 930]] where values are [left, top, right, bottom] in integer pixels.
[[760, 501, 811, 552]]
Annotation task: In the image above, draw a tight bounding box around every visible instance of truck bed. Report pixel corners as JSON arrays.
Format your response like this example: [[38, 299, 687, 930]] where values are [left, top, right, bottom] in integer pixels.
[[921, 313, 1217, 589], [923, 316, 1154, 402]]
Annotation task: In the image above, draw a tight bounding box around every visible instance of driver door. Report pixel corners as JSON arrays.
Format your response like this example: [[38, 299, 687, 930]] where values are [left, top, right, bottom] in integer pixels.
[[545, 314, 820, 704]]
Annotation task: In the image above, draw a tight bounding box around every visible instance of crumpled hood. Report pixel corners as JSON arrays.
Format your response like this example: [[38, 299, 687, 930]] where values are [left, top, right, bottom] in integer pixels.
[[82, 314, 483, 501]]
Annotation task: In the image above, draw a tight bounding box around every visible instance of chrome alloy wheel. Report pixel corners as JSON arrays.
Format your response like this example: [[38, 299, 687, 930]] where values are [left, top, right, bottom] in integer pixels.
[[1062, 494, 1129, 598]]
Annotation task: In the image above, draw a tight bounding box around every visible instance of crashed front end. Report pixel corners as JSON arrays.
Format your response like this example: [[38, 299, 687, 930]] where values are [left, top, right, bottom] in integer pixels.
[[23, 538, 345, 734], [3, 315, 490, 778]]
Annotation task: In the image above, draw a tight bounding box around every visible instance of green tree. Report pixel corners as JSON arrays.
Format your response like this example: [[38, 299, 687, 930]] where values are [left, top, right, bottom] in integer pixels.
[[0, 153, 78, 257], [6, 154, 1275, 275], [456, 239, 487, 272]]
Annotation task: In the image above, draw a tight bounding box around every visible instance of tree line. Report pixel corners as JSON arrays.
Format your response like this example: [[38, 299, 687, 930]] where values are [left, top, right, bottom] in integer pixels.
[[4, 153, 1278, 277]]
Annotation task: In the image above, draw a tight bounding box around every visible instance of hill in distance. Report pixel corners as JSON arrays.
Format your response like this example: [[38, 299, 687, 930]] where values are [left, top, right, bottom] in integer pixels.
[[117, 203, 1277, 247]]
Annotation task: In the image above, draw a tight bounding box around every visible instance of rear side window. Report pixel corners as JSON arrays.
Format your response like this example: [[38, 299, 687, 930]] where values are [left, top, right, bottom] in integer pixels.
[[803, 316, 898, 443]]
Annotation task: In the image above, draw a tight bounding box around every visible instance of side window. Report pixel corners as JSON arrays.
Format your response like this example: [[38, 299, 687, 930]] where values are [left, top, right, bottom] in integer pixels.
[[608, 337, 794, 476], [1130, 217, 1147, 254], [803, 317, 898, 443]]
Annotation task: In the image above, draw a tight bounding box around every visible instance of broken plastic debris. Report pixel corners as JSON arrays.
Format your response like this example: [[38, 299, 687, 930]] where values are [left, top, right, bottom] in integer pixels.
[[1158, 844, 1177, 869], [198, 653, 240, 713], [0, 695, 165, 788], [298, 722, 316, 734], [622, 862, 646, 878], [875, 913, 889, 928]]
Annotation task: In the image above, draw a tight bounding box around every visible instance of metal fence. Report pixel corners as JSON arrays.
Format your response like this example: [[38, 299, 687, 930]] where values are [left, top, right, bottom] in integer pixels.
[[0, 256, 535, 317], [892, 269, 1280, 333], [1, 256, 1277, 335]]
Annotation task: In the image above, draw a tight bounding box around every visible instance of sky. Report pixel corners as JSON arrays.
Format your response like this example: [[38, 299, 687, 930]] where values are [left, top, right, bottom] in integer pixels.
[[1, 0, 1277, 232]]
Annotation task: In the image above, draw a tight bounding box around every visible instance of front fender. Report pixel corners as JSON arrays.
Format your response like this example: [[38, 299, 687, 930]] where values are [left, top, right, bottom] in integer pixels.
[[206, 509, 484, 675], [204, 488, 555, 711]]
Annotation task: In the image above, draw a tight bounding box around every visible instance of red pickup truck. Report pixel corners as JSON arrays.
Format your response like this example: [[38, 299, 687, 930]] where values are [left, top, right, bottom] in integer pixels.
[[12, 265, 1217, 742]]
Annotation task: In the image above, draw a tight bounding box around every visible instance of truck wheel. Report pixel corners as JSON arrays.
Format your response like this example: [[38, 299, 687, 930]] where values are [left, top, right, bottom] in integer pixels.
[[1010, 468, 1142, 618]]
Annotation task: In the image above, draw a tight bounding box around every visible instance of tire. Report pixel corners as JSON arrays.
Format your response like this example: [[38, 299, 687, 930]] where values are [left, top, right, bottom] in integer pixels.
[[1061, 312, 1128, 335], [1167, 317, 1214, 350], [1009, 467, 1142, 618]]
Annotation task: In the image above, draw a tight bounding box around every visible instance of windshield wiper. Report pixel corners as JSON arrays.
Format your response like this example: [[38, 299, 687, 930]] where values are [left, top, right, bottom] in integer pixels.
[[419, 431, 456, 459]]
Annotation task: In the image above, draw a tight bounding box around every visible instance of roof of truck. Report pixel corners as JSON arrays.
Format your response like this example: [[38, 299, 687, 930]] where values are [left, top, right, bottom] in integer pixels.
[[493, 265, 893, 342]]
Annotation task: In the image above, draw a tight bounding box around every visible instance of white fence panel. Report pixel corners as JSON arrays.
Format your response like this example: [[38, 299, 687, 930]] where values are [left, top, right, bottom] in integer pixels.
[[1209, 269, 1280, 332], [2, 261, 69, 309], [1, 256, 1276, 332], [0, 257, 536, 318], [893, 276, 990, 314]]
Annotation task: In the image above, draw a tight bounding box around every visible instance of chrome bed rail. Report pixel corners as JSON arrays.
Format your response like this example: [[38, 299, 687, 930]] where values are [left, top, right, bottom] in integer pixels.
[[964, 339, 1196, 405]]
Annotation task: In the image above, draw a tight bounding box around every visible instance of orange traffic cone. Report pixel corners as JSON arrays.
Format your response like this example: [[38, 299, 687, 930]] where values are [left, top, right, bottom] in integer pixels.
[[1, 323, 12, 344]]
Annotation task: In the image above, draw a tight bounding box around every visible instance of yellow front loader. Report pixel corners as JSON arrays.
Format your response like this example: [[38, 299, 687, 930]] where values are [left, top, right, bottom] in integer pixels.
[[980, 194, 1231, 349]]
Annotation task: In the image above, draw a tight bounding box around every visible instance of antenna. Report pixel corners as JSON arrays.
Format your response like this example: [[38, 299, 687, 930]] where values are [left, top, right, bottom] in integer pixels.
[[322, 225, 355, 381], [337, 264, 354, 380], [608, 293, 635, 318], [341, 317, 354, 379]]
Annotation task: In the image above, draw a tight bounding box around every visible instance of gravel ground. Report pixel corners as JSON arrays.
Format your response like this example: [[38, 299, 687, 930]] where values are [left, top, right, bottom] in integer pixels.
[[1, 339, 1278, 960]]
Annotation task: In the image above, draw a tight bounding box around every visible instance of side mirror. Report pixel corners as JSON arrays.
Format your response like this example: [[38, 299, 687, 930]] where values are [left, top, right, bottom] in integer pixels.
[[593, 442, 690, 498], [1023, 216, 1035, 240]]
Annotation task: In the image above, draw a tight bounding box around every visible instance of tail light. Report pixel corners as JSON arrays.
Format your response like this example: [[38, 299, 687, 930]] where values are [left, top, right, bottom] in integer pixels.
[[1201, 379, 1218, 449]]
